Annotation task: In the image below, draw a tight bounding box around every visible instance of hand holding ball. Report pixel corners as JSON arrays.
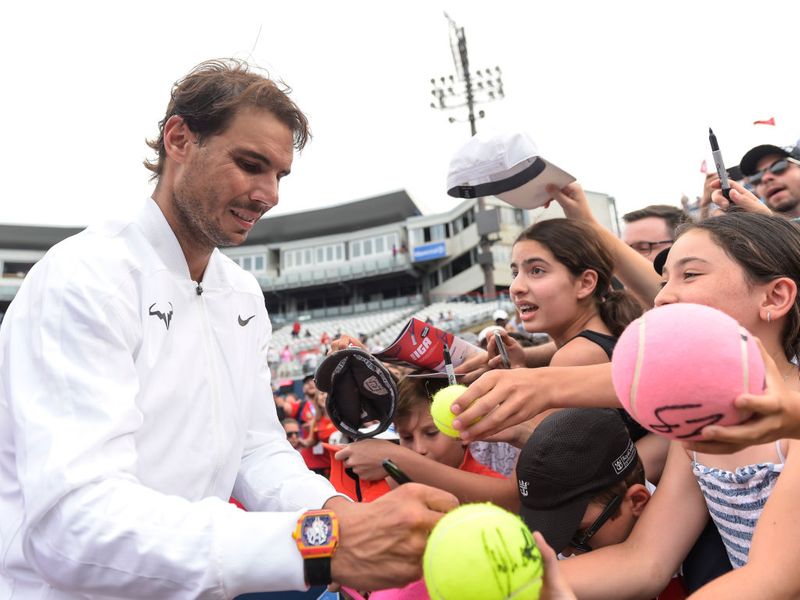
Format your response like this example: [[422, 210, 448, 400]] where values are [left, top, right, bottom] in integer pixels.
[[423, 503, 543, 600], [431, 384, 469, 438], [611, 303, 764, 441]]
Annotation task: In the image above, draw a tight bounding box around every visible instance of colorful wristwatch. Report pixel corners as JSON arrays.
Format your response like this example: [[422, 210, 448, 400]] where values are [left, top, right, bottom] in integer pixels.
[[292, 509, 339, 586]]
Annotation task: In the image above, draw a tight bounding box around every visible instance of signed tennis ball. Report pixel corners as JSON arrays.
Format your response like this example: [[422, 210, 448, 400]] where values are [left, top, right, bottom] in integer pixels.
[[424, 503, 543, 600], [430, 384, 469, 438], [612, 303, 762, 441]]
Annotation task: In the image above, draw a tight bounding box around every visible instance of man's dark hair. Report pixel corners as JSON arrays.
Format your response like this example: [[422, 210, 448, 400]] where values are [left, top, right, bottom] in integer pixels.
[[144, 58, 311, 181], [622, 205, 689, 236]]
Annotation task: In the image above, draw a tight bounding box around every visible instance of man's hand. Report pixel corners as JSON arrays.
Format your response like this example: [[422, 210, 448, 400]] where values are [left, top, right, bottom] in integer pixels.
[[327, 484, 459, 591], [334, 439, 398, 481], [687, 339, 800, 453]]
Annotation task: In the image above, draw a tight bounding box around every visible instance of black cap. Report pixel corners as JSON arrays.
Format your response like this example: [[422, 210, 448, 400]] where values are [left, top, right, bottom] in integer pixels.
[[315, 348, 396, 439], [739, 143, 800, 176], [653, 246, 670, 276], [516, 408, 638, 553]]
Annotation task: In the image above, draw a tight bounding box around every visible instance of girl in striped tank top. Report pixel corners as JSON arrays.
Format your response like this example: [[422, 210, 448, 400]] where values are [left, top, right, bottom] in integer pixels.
[[559, 211, 800, 599]]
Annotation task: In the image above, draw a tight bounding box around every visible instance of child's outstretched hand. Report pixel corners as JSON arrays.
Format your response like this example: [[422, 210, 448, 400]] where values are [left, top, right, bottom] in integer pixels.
[[534, 531, 577, 600], [688, 338, 800, 453]]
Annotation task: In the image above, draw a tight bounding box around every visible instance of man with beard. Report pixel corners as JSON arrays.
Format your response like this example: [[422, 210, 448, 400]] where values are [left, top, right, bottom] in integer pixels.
[[739, 141, 800, 220], [0, 59, 456, 598]]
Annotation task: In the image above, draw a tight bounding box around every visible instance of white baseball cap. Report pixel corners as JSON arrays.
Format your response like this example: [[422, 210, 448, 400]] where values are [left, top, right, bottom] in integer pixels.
[[446, 132, 575, 209], [492, 309, 509, 322], [478, 325, 506, 344]]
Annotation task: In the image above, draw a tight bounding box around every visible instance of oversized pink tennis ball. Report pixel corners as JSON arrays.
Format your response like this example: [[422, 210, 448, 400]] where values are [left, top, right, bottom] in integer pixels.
[[611, 303, 763, 441]]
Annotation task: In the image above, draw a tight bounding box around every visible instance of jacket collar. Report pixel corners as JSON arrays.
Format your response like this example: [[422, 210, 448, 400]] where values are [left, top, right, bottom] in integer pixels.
[[138, 198, 226, 289]]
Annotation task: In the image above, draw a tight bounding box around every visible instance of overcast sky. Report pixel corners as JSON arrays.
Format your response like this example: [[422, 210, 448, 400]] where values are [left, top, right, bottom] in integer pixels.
[[3, 0, 799, 227]]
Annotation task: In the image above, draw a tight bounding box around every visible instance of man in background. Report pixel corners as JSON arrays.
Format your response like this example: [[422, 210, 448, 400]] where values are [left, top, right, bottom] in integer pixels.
[[621, 204, 687, 263], [739, 141, 800, 220]]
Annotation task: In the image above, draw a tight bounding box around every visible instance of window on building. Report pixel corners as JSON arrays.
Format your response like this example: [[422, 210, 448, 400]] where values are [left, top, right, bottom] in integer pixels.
[[254, 255, 265, 271], [363, 239, 373, 255], [243, 257, 252, 271], [304, 249, 312, 264], [375, 237, 385, 253], [352, 241, 361, 258], [326, 247, 333, 261], [335, 245, 343, 260], [430, 224, 446, 241], [317, 248, 324, 262], [450, 251, 473, 277]]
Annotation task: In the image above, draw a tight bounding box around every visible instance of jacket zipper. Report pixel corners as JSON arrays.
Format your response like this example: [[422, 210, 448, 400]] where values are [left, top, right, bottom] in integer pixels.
[[196, 281, 224, 495]]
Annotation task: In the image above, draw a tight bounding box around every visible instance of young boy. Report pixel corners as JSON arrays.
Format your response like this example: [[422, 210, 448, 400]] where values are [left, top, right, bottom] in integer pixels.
[[393, 373, 503, 478], [516, 408, 686, 599]]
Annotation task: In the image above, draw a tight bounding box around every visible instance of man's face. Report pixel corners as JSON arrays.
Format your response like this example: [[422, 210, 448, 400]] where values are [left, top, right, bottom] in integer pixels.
[[170, 107, 294, 250], [283, 422, 302, 449], [303, 378, 317, 400], [622, 217, 674, 263], [751, 153, 800, 216]]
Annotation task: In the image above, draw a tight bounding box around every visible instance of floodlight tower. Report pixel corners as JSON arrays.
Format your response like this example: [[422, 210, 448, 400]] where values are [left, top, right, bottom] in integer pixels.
[[430, 13, 505, 298]]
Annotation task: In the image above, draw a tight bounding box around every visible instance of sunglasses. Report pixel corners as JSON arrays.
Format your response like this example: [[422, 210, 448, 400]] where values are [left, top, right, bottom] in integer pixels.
[[569, 494, 623, 553], [749, 157, 800, 186], [285, 431, 300, 438]]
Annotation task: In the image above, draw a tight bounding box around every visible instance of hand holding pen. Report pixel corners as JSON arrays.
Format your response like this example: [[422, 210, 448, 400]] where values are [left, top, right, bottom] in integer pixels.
[[708, 128, 732, 201]]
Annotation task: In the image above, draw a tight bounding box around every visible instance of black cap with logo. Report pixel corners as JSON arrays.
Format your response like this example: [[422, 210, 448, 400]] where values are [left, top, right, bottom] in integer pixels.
[[516, 408, 639, 553], [315, 348, 396, 439]]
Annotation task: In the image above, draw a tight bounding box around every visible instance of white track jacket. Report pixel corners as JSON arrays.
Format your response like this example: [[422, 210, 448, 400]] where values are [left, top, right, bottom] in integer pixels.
[[0, 200, 338, 598]]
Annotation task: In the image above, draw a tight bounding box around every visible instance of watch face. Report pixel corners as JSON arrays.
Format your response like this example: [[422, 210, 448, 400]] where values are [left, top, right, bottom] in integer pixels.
[[303, 514, 332, 547]]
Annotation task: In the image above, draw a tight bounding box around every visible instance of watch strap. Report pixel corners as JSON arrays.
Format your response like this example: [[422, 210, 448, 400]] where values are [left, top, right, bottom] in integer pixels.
[[304, 556, 332, 586]]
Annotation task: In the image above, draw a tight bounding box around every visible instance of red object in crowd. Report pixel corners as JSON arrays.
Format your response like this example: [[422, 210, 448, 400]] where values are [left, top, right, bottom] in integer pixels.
[[753, 117, 776, 126]]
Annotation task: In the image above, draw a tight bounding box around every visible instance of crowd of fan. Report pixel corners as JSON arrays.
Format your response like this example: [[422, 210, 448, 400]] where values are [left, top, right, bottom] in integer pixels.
[[270, 138, 800, 599]]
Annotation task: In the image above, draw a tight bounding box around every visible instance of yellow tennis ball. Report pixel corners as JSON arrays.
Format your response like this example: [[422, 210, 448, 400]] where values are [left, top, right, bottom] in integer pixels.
[[424, 503, 543, 600], [430, 384, 469, 438]]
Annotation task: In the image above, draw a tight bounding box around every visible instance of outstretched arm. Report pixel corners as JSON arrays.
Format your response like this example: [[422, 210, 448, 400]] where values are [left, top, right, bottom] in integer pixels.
[[547, 182, 661, 307], [451, 363, 618, 441], [334, 439, 518, 510]]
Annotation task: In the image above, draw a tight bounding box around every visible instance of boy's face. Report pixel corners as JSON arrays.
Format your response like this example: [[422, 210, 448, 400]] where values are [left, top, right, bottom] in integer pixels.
[[564, 497, 638, 555], [395, 404, 466, 470]]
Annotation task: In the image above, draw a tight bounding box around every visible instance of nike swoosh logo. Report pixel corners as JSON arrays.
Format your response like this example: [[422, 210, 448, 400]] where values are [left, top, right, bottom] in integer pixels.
[[238, 314, 256, 326]]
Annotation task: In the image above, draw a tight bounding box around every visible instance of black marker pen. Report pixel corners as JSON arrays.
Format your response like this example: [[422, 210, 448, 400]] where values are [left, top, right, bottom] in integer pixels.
[[443, 343, 457, 386], [382, 459, 412, 484], [709, 128, 731, 201]]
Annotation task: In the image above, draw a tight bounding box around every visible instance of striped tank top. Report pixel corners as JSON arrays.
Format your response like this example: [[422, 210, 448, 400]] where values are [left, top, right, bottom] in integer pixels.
[[691, 441, 785, 569]]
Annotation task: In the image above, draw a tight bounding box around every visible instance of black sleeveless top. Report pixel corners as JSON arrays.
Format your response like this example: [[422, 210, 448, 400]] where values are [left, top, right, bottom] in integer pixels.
[[573, 330, 649, 442]]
